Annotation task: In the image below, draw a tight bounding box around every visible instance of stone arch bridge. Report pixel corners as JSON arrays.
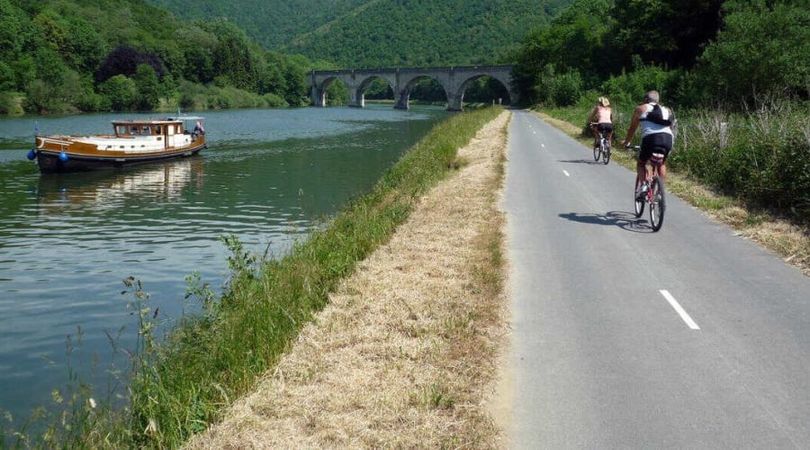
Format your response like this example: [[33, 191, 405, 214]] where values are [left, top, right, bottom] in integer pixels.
[[310, 65, 516, 111]]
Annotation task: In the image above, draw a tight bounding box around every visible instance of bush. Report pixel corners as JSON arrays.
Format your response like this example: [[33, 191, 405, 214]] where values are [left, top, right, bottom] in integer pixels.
[[549, 71, 583, 106], [670, 101, 810, 221], [99, 75, 137, 111], [600, 62, 682, 106], [693, 1, 810, 105], [534, 65, 583, 107], [0, 91, 25, 115]]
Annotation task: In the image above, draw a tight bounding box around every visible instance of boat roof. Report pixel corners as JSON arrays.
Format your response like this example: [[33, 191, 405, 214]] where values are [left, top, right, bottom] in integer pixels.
[[111, 116, 204, 125]]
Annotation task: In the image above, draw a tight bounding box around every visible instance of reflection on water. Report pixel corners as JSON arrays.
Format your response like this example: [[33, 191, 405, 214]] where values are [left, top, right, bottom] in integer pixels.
[[36, 158, 203, 213], [0, 105, 447, 421]]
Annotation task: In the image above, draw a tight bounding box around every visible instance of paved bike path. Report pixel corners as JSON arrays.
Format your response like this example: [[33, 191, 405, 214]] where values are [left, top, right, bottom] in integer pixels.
[[503, 110, 810, 448]]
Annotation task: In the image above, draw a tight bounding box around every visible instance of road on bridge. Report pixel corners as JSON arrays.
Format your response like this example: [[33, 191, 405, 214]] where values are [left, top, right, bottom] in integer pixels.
[[502, 110, 810, 448]]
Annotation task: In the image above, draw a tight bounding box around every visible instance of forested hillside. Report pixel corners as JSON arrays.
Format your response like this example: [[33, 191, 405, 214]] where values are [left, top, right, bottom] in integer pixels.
[[0, 0, 314, 115], [152, 0, 573, 67], [285, 0, 573, 67], [149, 0, 369, 50]]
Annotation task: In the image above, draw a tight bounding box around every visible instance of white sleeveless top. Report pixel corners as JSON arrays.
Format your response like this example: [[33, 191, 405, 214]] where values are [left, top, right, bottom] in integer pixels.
[[639, 102, 674, 138]]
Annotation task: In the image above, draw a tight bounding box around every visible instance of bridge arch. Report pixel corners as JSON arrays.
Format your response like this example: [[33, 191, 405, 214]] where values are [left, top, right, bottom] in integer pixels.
[[394, 74, 450, 110], [455, 74, 513, 108], [355, 75, 396, 108], [311, 65, 517, 111]]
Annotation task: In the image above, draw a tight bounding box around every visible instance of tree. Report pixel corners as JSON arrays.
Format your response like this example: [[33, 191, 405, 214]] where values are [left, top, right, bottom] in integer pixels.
[[133, 64, 161, 110], [612, 0, 723, 68], [96, 46, 165, 83], [694, 0, 810, 103], [99, 74, 137, 111]]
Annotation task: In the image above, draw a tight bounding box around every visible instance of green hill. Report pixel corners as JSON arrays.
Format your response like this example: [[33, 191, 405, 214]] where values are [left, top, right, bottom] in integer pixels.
[[149, 0, 371, 50], [0, 0, 314, 115], [285, 0, 573, 67], [150, 0, 573, 67]]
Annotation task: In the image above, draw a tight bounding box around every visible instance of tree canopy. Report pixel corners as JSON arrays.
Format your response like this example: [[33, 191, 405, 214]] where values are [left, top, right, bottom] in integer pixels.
[[0, 0, 319, 115]]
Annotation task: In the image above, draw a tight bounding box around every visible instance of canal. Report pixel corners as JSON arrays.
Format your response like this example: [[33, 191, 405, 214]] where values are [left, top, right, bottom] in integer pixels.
[[0, 105, 448, 422]]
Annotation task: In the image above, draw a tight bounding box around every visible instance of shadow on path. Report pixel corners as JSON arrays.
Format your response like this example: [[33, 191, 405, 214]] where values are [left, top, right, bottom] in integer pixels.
[[558, 210, 652, 233], [557, 159, 602, 165]]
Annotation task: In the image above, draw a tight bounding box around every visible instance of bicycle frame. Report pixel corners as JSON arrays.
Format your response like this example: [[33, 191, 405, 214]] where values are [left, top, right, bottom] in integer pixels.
[[630, 145, 667, 231], [640, 153, 665, 201]]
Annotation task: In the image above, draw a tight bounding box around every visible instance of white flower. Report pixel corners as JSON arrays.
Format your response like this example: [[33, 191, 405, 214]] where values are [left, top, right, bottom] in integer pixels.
[[88, 398, 97, 409]]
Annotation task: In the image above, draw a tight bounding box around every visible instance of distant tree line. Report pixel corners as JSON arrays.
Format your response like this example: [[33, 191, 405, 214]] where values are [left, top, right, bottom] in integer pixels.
[[0, 0, 318, 115], [512, 0, 809, 108]]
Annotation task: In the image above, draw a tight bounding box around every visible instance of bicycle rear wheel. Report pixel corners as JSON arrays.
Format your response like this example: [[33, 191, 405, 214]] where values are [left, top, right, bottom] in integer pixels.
[[649, 176, 666, 231], [593, 143, 601, 161], [634, 177, 644, 217], [602, 141, 611, 165]]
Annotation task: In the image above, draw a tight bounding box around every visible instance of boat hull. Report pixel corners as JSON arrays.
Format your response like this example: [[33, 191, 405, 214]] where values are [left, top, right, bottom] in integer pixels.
[[36, 143, 207, 173]]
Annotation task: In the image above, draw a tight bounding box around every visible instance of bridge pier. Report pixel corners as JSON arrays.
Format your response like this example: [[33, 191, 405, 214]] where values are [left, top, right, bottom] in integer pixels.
[[348, 86, 364, 108], [311, 86, 326, 108], [394, 91, 409, 110], [447, 93, 463, 112]]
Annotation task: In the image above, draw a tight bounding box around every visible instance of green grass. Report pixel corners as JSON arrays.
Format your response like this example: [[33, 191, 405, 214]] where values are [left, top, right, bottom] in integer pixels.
[[17, 107, 502, 448]]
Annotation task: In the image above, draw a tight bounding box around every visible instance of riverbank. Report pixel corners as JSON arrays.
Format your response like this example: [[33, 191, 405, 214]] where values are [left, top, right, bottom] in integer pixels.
[[535, 109, 810, 276], [19, 107, 503, 447], [187, 110, 511, 448]]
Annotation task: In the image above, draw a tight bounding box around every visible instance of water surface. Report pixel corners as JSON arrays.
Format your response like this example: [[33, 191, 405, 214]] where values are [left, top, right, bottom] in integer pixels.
[[0, 105, 447, 420]]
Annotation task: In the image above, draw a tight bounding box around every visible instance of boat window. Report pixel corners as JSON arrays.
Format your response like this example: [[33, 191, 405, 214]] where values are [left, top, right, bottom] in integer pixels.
[[142, 126, 150, 135], [131, 126, 138, 134], [155, 126, 162, 134], [116, 125, 127, 135]]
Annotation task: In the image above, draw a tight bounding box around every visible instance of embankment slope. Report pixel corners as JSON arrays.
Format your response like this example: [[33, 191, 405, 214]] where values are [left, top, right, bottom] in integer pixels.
[[187, 111, 511, 448]]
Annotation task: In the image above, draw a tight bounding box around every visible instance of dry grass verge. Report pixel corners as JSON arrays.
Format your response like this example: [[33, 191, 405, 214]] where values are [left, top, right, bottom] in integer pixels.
[[534, 111, 810, 275], [187, 111, 512, 448]]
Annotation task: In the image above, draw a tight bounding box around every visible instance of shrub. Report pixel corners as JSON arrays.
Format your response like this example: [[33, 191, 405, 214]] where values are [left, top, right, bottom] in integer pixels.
[[694, 1, 810, 105], [671, 101, 810, 221]]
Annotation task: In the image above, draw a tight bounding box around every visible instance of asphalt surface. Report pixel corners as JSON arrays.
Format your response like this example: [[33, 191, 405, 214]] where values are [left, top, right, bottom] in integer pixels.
[[503, 110, 810, 449]]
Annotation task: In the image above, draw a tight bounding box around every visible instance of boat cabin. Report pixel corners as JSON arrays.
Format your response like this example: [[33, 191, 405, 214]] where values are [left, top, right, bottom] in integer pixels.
[[112, 120, 188, 138]]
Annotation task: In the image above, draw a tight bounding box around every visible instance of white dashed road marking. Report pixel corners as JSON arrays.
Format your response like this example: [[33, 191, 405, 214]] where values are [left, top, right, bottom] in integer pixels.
[[660, 290, 700, 330]]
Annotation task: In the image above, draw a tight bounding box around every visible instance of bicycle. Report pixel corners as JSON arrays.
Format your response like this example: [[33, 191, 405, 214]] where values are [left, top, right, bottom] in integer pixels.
[[627, 144, 666, 231], [590, 123, 612, 165]]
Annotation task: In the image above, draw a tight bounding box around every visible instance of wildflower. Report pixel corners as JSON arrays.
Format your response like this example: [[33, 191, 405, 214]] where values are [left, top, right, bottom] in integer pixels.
[[88, 398, 97, 409]]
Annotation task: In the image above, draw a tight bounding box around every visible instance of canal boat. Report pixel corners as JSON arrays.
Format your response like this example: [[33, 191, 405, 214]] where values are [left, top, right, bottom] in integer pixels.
[[29, 116, 207, 173]]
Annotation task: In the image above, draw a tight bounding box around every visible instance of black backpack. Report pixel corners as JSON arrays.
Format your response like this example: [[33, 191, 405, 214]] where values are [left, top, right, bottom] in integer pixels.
[[643, 103, 674, 126]]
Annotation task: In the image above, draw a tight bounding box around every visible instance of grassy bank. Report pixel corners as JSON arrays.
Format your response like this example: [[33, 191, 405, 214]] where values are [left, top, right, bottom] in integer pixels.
[[20, 108, 501, 448], [535, 105, 810, 274], [185, 112, 511, 449]]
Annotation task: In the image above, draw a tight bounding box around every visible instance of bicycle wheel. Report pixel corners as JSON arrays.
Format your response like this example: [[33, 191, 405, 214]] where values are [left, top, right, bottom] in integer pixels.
[[649, 176, 666, 231], [593, 142, 601, 161], [634, 177, 644, 217], [602, 141, 611, 165]]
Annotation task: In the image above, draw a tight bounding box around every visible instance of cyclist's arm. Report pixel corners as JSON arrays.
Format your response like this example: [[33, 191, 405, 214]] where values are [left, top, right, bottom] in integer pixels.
[[622, 105, 644, 147], [588, 106, 598, 124]]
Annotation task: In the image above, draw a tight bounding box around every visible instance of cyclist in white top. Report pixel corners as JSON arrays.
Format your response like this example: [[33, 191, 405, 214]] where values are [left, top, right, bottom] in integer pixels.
[[621, 90, 675, 195]]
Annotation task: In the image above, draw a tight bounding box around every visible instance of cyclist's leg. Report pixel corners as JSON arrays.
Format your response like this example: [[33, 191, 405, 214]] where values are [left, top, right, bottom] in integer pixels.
[[650, 134, 673, 180], [601, 124, 614, 146], [591, 124, 599, 147], [638, 136, 655, 183]]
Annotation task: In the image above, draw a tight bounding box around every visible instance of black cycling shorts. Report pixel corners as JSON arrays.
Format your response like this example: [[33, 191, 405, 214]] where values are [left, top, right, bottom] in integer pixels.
[[595, 123, 613, 134], [639, 133, 672, 162]]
